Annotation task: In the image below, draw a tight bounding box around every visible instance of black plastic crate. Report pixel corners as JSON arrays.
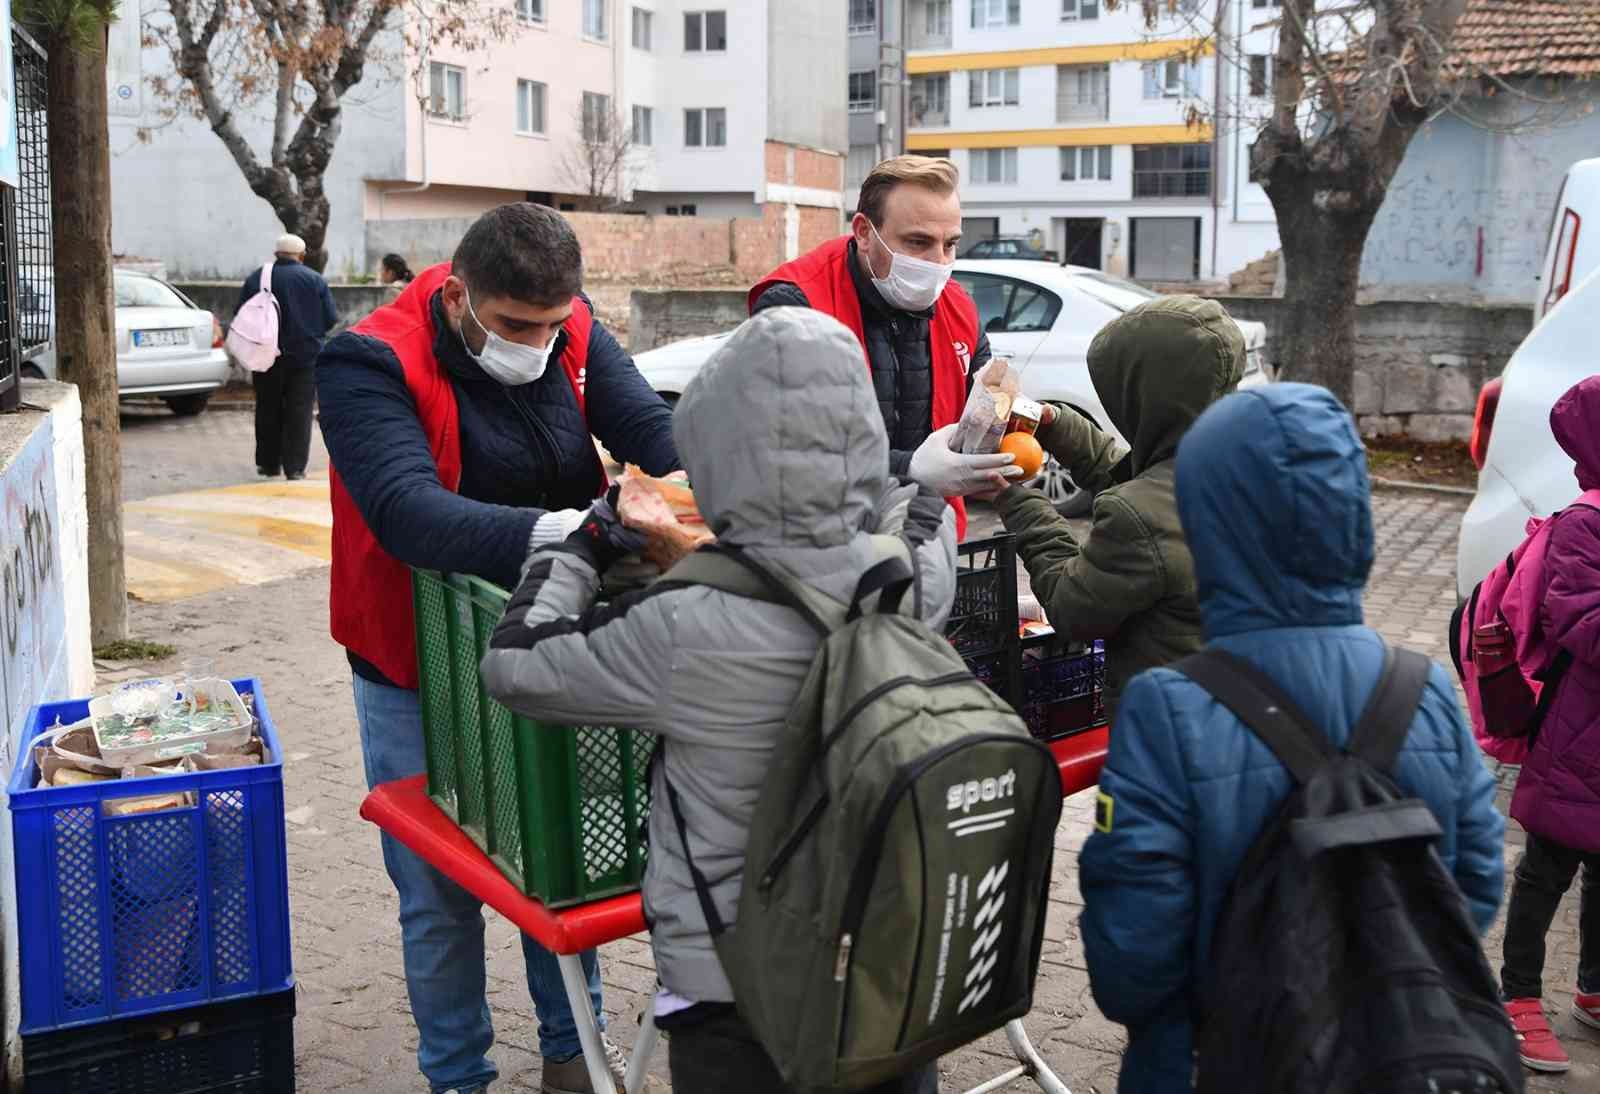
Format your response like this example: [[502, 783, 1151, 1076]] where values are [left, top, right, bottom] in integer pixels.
[[950, 535, 1020, 659], [1019, 641, 1108, 743], [22, 988, 295, 1094]]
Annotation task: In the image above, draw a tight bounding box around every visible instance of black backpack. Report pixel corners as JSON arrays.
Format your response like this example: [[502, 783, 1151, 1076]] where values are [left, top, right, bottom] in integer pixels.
[[1177, 645, 1523, 1094]]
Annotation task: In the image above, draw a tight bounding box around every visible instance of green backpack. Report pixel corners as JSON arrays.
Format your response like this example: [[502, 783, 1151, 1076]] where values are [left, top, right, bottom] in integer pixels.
[[662, 540, 1062, 1094]]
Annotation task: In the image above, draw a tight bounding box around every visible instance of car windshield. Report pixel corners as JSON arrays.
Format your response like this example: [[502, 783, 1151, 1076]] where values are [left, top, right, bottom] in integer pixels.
[[116, 275, 190, 310], [1070, 271, 1161, 313]]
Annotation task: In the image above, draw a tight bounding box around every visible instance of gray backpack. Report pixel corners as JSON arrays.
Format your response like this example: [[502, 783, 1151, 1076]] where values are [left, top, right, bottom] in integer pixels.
[[662, 541, 1061, 1094]]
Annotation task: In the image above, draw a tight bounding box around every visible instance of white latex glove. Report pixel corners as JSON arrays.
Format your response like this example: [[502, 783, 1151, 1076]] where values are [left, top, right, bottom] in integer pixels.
[[908, 424, 1024, 497]]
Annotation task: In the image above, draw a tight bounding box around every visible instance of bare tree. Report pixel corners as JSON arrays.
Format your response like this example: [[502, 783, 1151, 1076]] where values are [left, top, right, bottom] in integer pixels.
[[18, 0, 127, 644], [145, 0, 516, 271], [1121, 0, 1476, 407], [560, 100, 637, 211]]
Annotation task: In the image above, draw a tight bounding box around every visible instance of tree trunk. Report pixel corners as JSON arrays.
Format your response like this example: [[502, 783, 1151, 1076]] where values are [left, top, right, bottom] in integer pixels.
[[1270, 194, 1376, 414], [48, 28, 125, 645]]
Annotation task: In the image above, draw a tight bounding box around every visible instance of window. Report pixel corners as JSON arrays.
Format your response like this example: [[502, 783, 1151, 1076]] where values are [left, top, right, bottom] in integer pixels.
[[849, 0, 876, 33], [1142, 58, 1200, 99], [632, 6, 653, 48], [684, 107, 726, 146], [665, 204, 698, 216], [428, 62, 465, 121], [1252, 0, 1281, 7], [969, 147, 1017, 185], [1132, 143, 1211, 197], [632, 104, 654, 145], [971, 0, 1021, 28], [1056, 64, 1108, 121], [968, 68, 1020, 108], [1060, 145, 1111, 182], [583, 0, 607, 39], [515, 0, 543, 22], [684, 10, 727, 51], [909, 73, 949, 126], [950, 272, 1061, 334], [925, 0, 952, 35], [1060, 0, 1097, 19], [1248, 54, 1272, 97], [582, 91, 611, 142], [516, 80, 546, 134], [1130, 218, 1201, 280], [848, 71, 876, 114]]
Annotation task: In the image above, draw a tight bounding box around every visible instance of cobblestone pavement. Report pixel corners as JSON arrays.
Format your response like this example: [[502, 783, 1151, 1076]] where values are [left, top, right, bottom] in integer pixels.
[[108, 486, 1596, 1092]]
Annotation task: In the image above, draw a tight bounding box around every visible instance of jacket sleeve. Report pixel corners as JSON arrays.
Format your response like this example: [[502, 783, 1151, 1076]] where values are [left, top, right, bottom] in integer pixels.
[[969, 329, 991, 397], [1034, 405, 1126, 497], [479, 542, 676, 729], [1438, 667, 1506, 934], [316, 331, 547, 587], [904, 488, 959, 630], [751, 282, 810, 313], [1079, 670, 1197, 1029], [996, 488, 1165, 643], [1543, 506, 1600, 667], [582, 315, 682, 476], [320, 277, 339, 334], [237, 271, 258, 312]]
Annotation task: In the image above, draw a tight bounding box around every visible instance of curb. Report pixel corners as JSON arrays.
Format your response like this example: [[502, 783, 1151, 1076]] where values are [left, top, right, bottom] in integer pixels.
[[1370, 475, 1475, 498], [210, 401, 254, 412]]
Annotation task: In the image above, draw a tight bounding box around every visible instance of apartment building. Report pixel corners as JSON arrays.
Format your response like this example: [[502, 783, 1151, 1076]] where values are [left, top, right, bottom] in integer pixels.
[[842, 0, 907, 213], [902, 0, 1282, 282]]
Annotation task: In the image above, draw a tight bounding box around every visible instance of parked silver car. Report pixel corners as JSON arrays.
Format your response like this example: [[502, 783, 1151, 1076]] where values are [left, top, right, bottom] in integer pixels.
[[27, 270, 232, 416]]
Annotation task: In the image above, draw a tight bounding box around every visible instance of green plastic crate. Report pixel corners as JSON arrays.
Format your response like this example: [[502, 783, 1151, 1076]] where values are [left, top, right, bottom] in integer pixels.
[[413, 569, 655, 908]]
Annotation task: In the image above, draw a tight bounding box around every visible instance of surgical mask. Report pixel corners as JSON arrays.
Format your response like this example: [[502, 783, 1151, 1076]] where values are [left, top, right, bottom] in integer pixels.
[[460, 289, 552, 386], [868, 223, 954, 312]]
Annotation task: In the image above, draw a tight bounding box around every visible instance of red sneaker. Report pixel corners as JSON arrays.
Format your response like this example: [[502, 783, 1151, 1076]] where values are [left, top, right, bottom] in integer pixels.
[[1507, 998, 1572, 1072], [1574, 987, 1600, 1032]]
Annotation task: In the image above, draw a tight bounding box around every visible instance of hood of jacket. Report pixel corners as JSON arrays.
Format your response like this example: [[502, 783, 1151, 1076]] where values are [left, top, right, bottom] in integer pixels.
[[1176, 383, 1374, 639], [1088, 295, 1245, 475], [1552, 375, 1600, 491], [675, 306, 888, 555]]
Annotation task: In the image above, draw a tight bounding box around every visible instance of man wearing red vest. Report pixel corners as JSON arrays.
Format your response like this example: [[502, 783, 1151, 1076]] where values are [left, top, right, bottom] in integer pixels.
[[316, 204, 679, 1094], [749, 155, 1020, 534]]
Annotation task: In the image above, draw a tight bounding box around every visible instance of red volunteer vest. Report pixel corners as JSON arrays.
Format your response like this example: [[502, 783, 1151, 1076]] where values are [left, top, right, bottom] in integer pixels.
[[749, 236, 977, 540], [328, 262, 602, 688]]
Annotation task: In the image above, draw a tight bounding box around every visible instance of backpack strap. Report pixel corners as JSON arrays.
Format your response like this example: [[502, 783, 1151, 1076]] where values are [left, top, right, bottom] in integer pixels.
[[847, 536, 916, 621], [662, 545, 846, 635], [261, 260, 274, 294], [1174, 649, 1332, 784], [1345, 646, 1431, 772]]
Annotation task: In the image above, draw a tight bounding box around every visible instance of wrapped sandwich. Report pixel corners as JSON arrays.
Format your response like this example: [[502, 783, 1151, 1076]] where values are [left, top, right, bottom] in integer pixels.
[[618, 467, 715, 571]]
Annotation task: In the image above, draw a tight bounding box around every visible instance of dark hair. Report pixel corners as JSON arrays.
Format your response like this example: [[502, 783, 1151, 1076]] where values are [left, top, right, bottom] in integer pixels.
[[452, 203, 583, 306], [382, 253, 414, 282]]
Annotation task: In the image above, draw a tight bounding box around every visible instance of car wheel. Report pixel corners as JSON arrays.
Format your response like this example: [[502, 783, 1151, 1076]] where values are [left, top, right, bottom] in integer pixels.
[[1032, 452, 1091, 517], [165, 393, 212, 417]]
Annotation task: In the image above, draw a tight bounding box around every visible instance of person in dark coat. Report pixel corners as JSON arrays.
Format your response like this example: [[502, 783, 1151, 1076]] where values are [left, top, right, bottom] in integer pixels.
[[1499, 374, 1600, 1073], [316, 203, 679, 1094], [237, 233, 337, 479], [1078, 383, 1505, 1093]]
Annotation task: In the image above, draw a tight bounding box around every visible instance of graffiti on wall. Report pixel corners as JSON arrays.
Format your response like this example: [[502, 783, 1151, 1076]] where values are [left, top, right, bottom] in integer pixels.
[[1363, 171, 1558, 284], [0, 418, 66, 771]]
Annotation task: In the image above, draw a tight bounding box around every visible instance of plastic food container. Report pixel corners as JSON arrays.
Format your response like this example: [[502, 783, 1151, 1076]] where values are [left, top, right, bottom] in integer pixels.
[[90, 677, 253, 767]]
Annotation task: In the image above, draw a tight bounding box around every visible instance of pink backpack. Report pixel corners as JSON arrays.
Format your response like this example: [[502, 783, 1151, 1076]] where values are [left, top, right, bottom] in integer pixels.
[[1449, 489, 1600, 764], [225, 261, 281, 373]]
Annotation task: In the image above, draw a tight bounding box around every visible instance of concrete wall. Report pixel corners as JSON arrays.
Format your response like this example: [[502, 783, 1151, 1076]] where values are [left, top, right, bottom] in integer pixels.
[[0, 381, 93, 1086], [767, 0, 849, 154], [629, 288, 747, 352], [1360, 82, 1600, 303], [175, 282, 390, 332], [1216, 295, 1533, 440]]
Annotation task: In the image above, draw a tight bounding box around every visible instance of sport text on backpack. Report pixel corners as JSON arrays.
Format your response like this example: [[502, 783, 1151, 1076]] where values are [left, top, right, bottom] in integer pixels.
[[1449, 492, 1600, 764], [225, 261, 281, 373], [1178, 646, 1521, 1094], [662, 540, 1062, 1094]]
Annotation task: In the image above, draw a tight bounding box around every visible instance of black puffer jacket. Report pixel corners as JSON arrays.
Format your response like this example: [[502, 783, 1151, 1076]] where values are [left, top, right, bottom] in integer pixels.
[[753, 239, 989, 474]]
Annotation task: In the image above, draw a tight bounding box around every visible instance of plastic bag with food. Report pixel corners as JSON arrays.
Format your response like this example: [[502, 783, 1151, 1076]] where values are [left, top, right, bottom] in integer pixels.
[[618, 466, 715, 572], [950, 356, 1020, 455]]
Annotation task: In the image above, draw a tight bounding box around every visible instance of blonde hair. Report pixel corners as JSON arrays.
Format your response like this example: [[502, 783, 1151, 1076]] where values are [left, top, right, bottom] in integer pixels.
[[856, 155, 960, 225]]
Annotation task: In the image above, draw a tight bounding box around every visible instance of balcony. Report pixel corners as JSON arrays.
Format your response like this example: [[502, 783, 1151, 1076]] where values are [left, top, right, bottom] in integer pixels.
[[908, 0, 953, 50], [1057, 64, 1110, 124], [909, 74, 950, 128], [1056, 94, 1109, 123]]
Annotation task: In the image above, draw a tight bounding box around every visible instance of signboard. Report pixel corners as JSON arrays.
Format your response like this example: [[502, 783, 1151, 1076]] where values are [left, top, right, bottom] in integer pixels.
[[107, 8, 142, 119], [0, 0, 18, 190]]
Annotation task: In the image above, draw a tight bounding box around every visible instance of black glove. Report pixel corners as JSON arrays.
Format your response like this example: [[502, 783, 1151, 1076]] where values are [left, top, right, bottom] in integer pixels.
[[566, 485, 648, 572]]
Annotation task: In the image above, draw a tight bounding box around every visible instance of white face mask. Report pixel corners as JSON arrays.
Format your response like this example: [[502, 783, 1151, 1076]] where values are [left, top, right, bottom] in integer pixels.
[[460, 289, 553, 386], [868, 223, 954, 312]]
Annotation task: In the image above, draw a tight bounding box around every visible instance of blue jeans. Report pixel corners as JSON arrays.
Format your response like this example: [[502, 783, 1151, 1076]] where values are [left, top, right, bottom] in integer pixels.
[[354, 673, 604, 1092]]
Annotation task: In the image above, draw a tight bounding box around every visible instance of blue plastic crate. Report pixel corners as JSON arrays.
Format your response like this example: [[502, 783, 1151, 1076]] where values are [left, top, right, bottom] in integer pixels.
[[7, 678, 293, 1034]]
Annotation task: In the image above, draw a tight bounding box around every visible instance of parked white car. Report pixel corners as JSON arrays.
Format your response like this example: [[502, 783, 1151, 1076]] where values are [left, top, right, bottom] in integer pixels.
[[27, 270, 232, 416], [633, 260, 1270, 514], [1533, 156, 1600, 326], [1457, 264, 1600, 599]]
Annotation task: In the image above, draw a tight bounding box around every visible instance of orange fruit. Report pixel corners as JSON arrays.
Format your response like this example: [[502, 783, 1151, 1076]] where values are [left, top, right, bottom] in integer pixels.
[[999, 432, 1044, 480]]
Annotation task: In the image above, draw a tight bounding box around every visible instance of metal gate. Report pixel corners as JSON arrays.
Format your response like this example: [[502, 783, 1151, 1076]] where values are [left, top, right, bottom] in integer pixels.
[[0, 27, 51, 413]]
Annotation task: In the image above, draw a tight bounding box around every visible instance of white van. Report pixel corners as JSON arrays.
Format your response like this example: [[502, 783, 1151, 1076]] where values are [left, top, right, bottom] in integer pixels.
[[1533, 157, 1600, 325]]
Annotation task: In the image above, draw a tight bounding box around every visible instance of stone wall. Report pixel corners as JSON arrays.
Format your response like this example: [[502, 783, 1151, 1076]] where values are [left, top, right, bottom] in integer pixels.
[[1215, 295, 1533, 440], [0, 381, 94, 1086], [175, 282, 391, 334], [630, 289, 748, 354]]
